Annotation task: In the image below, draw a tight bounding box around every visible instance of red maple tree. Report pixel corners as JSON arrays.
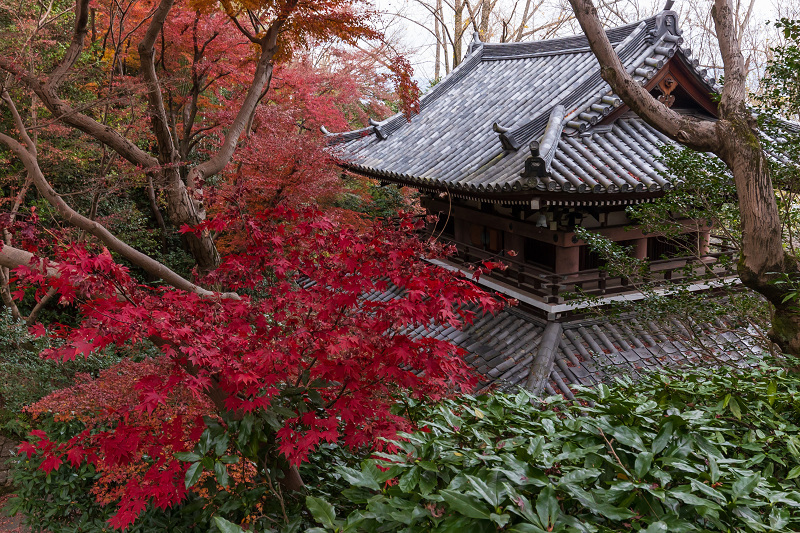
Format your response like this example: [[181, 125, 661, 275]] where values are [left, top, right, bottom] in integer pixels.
[[14, 206, 503, 529]]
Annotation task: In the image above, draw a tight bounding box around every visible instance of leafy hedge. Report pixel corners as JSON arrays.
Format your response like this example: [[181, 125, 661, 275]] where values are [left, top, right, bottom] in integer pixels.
[[309, 361, 800, 532]]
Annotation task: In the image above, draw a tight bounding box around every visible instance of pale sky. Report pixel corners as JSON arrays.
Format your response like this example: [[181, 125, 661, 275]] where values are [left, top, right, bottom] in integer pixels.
[[375, 0, 783, 86]]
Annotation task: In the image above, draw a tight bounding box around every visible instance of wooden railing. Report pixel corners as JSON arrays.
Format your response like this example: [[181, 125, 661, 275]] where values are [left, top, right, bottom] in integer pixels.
[[430, 234, 737, 304]]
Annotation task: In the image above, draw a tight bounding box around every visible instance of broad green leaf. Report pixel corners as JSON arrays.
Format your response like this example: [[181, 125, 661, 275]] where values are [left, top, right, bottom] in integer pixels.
[[729, 397, 742, 419], [585, 501, 635, 520], [174, 452, 201, 462], [213, 432, 230, 456], [213, 516, 244, 533], [607, 424, 645, 451], [708, 455, 720, 484], [236, 415, 254, 448], [489, 513, 510, 527], [732, 474, 760, 501], [419, 472, 437, 496], [338, 465, 381, 491], [767, 380, 778, 406], [788, 466, 800, 480], [185, 462, 203, 489], [306, 496, 337, 529], [652, 421, 673, 454], [398, 466, 420, 492], [214, 461, 229, 488], [670, 488, 722, 510], [535, 485, 559, 528], [635, 452, 654, 479], [769, 507, 790, 530], [465, 474, 502, 507], [440, 489, 492, 520], [508, 525, 548, 533]]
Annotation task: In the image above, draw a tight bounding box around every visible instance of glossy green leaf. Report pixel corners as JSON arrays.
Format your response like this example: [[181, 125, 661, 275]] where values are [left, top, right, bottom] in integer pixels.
[[185, 462, 203, 489], [306, 496, 337, 529], [440, 489, 492, 520]]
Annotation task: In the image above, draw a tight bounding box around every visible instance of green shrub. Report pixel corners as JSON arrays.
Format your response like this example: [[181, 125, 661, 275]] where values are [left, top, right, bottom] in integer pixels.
[[0, 309, 121, 430], [311, 361, 800, 532]]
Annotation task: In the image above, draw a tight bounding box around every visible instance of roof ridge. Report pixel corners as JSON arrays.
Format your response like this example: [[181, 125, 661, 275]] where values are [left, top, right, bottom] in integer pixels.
[[481, 16, 654, 60], [324, 13, 662, 145], [494, 20, 653, 155], [323, 41, 485, 145]]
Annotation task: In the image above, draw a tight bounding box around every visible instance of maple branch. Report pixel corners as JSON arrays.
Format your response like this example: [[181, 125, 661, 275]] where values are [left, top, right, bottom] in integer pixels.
[[0, 245, 59, 278], [0, 57, 159, 170], [0, 267, 21, 321], [26, 287, 57, 326], [138, 0, 179, 163], [45, 0, 89, 91], [567, 0, 719, 151], [711, 0, 748, 116], [0, 131, 234, 299], [1, 88, 36, 154], [186, 8, 292, 185]]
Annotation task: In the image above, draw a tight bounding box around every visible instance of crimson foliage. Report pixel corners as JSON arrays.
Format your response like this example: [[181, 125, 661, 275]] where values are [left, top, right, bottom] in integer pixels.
[[14, 207, 502, 529]]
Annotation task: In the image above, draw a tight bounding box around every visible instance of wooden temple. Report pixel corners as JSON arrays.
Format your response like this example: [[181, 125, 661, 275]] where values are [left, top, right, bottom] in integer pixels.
[[324, 9, 760, 393]]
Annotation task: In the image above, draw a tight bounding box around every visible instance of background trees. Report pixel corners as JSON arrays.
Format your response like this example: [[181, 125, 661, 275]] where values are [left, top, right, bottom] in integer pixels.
[[0, 0, 411, 281]]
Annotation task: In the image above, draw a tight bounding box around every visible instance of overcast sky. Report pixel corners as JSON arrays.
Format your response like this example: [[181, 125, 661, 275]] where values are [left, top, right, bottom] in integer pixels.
[[374, 0, 784, 86]]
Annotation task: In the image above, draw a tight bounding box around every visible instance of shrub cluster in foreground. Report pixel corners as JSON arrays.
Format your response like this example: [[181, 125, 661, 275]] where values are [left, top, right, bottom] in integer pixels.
[[10, 359, 800, 532], [308, 361, 800, 532]]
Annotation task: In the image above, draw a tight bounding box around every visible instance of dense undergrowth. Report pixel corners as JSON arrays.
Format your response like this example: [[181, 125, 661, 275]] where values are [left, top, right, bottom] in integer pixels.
[[8, 356, 800, 532], [307, 360, 800, 532]]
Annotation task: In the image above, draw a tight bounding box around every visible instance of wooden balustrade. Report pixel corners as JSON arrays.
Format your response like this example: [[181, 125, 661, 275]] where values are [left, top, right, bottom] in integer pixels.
[[430, 234, 737, 303]]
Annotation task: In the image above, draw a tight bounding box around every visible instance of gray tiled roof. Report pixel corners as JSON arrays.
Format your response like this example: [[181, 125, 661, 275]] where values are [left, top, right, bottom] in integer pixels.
[[327, 11, 718, 200], [301, 280, 762, 397], [422, 306, 763, 396]]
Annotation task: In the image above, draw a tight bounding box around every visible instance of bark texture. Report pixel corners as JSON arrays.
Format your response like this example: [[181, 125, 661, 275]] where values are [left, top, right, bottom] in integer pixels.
[[567, 0, 800, 354], [0, 0, 288, 274]]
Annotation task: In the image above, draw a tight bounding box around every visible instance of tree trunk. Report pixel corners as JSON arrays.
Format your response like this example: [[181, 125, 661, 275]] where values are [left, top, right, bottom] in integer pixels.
[[480, 0, 491, 38], [567, 0, 800, 355], [716, 116, 800, 351], [163, 169, 220, 272], [454, 0, 464, 67], [434, 0, 442, 79]]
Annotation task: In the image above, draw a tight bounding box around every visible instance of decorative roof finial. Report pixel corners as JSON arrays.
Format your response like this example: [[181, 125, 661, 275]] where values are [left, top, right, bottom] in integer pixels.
[[472, 31, 482, 45], [647, 1, 682, 43]]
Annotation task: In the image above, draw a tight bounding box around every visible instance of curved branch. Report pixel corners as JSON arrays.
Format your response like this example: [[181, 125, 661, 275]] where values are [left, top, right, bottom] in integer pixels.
[[0, 57, 159, 169], [137, 0, 179, 162], [45, 0, 90, 91], [567, 0, 719, 151], [711, 0, 748, 116], [187, 7, 293, 184], [0, 132, 236, 299]]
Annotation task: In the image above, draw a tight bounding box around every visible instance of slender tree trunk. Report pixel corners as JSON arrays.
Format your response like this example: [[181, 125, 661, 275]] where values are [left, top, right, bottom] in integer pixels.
[[480, 0, 491, 38], [434, 0, 442, 79], [454, 0, 464, 66]]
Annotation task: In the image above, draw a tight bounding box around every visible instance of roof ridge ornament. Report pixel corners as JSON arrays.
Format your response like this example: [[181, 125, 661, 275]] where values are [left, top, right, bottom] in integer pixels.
[[468, 31, 483, 54], [369, 117, 388, 140], [647, 6, 682, 44], [521, 105, 566, 180]]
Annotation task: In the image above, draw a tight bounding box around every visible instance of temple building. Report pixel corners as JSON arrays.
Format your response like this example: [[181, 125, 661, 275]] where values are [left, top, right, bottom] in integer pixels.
[[324, 8, 762, 394]]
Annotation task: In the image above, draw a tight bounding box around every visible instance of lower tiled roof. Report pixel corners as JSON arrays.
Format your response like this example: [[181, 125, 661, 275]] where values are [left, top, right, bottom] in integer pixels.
[[426, 305, 764, 396]]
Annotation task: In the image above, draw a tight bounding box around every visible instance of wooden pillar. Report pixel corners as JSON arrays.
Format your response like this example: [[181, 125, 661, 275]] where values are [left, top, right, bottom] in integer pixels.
[[507, 233, 525, 258], [632, 237, 648, 260], [454, 218, 469, 244], [555, 245, 579, 274], [699, 230, 710, 256]]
